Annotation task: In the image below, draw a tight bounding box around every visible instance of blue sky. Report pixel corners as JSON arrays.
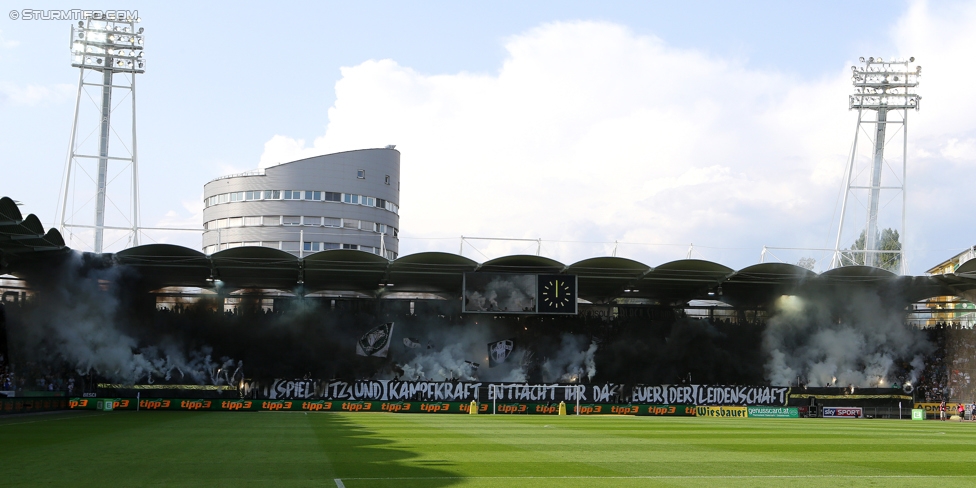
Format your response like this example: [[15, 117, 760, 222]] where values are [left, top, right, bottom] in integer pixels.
[[2, 1, 974, 272]]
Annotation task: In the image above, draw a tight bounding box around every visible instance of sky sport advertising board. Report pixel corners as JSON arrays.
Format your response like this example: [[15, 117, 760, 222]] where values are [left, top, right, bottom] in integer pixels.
[[822, 407, 863, 418]]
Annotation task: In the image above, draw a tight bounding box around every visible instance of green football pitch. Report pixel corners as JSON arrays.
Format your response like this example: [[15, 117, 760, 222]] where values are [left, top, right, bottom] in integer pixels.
[[2, 411, 974, 487]]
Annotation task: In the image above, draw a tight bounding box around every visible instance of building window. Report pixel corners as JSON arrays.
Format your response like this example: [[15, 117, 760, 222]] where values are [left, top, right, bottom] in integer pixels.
[[264, 190, 280, 199], [218, 194, 229, 204], [323, 217, 341, 228], [385, 175, 390, 185], [342, 193, 359, 204], [214, 218, 229, 229], [261, 241, 280, 249], [226, 217, 243, 227], [245, 191, 261, 201], [323, 242, 340, 250], [362, 196, 375, 207], [325, 191, 341, 202], [303, 242, 322, 252], [357, 169, 365, 179], [244, 216, 262, 226], [342, 244, 359, 250], [263, 215, 281, 226], [283, 216, 301, 226], [244, 241, 261, 247], [343, 219, 360, 229], [303, 216, 321, 226], [283, 190, 301, 200], [281, 241, 300, 252]]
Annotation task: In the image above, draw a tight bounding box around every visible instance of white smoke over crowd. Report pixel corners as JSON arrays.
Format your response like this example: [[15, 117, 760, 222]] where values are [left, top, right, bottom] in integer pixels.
[[11, 253, 240, 385], [763, 291, 932, 388], [391, 316, 597, 383], [542, 335, 597, 383], [464, 275, 536, 312]]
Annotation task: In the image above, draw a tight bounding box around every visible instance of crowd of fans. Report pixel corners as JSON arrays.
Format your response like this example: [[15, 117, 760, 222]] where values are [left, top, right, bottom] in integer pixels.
[[1, 295, 974, 400], [915, 322, 975, 403]]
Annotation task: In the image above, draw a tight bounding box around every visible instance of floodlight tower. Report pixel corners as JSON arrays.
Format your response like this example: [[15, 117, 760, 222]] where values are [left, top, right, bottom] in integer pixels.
[[56, 16, 145, 253], [831, 56, 920, 274]]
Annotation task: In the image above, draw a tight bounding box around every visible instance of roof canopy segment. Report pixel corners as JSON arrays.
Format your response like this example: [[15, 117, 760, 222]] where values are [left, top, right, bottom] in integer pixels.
[[303, 249, 389, 294], [387, 252, 478, 294], [114, 244, 211, 289], [211, 247, 300, 292], [955, 258, 976, 276], [0, 197, 68, 273], [479, 254, 565, 274], [721, 263, 817, 307], [631, 259, 735, 303], [565, 257, 651, 302]]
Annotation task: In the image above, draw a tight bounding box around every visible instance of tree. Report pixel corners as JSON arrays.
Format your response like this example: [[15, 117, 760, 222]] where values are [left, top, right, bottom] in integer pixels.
[[797, 257, 816, 271], [845, 228, 901, 272]]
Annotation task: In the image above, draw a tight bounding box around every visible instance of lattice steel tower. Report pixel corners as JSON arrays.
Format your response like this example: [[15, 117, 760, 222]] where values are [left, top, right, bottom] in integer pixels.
[[56, 16, 145, 253], [831, 56, 920, 274]]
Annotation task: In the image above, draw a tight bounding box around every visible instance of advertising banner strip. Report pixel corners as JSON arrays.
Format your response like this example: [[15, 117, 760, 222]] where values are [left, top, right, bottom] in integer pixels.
[[746, 406, 799, 418], [914, 402, 967, 417], [635, 405, 697, 417], [68, 399, 801, 417], [696, 406, 749, 418], [1, 398, 69, 415], [69, 398, 648, 415], [821, 407, 863, 418]]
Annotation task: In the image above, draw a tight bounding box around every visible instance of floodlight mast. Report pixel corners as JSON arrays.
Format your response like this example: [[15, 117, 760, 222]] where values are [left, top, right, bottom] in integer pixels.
[[57, 16, 145, 253], [831, 56, 920, 274]]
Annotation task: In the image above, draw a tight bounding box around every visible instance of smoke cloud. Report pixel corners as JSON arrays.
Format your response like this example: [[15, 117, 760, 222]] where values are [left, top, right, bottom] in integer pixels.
[[762, 290, 933, 387], [7, 252, 240, 385]]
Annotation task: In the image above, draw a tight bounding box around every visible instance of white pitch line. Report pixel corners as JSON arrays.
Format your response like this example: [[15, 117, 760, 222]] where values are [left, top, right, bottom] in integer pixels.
[[333, 478, 345, 488], [339, 475, 976, 481]]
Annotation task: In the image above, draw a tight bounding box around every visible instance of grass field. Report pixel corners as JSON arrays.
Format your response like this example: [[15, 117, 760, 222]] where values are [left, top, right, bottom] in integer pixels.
[[2, 411, 975, 487]]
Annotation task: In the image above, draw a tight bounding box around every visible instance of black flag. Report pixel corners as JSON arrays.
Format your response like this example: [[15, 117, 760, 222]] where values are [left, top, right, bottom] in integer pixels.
[[357, 323, 394, 357], [488, 338, 515, 367]]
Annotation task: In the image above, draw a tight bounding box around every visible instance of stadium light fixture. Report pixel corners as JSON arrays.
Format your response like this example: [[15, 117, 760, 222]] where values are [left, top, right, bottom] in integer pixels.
[[58, 15, 146, 254], [832, 56, 920, 273]]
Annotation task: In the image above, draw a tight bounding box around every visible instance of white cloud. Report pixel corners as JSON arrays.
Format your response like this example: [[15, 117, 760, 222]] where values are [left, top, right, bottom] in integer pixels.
[[259, 10, 976, 269], [0, 82, 74, 106], [0, 30, 19, 50]]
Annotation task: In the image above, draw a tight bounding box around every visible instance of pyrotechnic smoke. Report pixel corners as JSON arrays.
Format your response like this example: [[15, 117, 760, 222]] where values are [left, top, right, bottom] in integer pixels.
[[7, 252, 240, 385], [763, 290, 933, 387], [541, 335, 597, 382], [464, 275, 536, 312]]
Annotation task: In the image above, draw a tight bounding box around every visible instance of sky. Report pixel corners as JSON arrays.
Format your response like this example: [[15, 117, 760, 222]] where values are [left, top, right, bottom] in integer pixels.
[[2, 0, 975, 273]]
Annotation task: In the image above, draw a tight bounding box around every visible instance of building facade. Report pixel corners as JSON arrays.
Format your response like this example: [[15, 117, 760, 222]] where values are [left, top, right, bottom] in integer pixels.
[[922, 245, 976, 327], [202, 148, 399, 258]]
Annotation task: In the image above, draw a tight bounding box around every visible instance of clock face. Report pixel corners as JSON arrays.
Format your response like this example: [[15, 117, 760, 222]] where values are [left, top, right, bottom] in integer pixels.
[[538, 275, 576, 313]]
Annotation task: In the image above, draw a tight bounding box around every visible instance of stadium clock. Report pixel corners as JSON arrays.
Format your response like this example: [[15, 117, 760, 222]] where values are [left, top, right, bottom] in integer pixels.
[[537, 275, 577, 314]]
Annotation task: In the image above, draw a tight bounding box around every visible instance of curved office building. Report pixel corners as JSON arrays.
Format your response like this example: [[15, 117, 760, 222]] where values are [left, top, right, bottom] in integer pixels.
[[202, 148, 399, 258]]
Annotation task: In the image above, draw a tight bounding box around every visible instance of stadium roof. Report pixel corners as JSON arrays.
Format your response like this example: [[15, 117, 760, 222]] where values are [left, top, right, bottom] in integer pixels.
[[0, 196, 69, 269], [3, 194, 976, 307]]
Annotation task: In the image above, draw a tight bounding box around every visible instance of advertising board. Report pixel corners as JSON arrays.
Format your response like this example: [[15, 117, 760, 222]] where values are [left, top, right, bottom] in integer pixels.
[[636, 405, 697, 417], [695, 406, 748, 418], [821, 407, 862, 418], [746, 406, 799, 418]]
